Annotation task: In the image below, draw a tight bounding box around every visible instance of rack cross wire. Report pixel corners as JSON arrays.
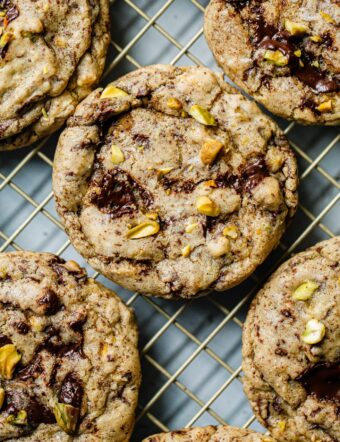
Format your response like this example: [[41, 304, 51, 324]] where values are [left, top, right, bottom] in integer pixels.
[[0, 1, 339, 440]]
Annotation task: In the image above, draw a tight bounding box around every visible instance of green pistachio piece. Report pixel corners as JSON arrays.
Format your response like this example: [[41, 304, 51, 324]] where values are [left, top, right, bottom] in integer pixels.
[[189, 105, 216, 126], [53, 402, 79, 434], [7, 410, 27, 425], [0, 344, 21, 380], [292, 281, 319, 301]]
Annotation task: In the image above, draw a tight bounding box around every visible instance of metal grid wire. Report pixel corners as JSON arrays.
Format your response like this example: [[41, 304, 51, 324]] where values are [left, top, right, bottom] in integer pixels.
[[0, 0, 339, 440]]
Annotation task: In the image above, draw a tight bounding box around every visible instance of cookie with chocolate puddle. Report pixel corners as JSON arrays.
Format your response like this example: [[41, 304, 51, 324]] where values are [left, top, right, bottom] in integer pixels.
[[53, 65, 298, 299], [143, 424, 276, 441], [243, 236, 340, 442], [0, 252, 140, 440], [205, 0, 340, 125]]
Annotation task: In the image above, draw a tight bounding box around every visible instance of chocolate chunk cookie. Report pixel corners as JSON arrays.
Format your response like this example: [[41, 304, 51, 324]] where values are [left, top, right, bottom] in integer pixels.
[[53, 65, 298, 299], [0, 252, 141, 440], [143, 425, 275, 441], [0, 0, 110, 151], [243, 237, 340, 442], [205, 0, 340, 125]]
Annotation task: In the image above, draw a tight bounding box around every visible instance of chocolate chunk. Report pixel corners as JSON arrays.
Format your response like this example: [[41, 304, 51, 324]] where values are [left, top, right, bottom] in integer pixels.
[[297, 362, 340, 403], [295, 67, 340, 93], [38, 289, 61, 315], [0, 334, 12, 346], [161, 177, 196, 193], [250, 10, 277, 45], [58, 373, 83, 408], [90, 168, 153, 218], [4, 386, 55, 426], [17, 356, 43, 381], [226, 0, 250, 12], [258, 32, 295, 59], [14, 321, 30, 335], [241, 156, 269, 192]]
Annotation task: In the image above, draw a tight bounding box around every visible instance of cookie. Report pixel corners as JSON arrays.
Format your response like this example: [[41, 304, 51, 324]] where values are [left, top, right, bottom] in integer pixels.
[[143, 424, 275, 441], [0, 252, 141, 441], [242, 237, 340, 442], [0, 0, 110, 151], [204, 0, 340, 125], [53, 64, 298, 299]]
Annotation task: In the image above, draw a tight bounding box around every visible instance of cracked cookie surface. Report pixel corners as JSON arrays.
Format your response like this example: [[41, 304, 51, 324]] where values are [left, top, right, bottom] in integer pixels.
[[0, 252, 140, 441], [242, 237, 340, 442], [53, 65, 298, 299], [143, 425, 276, 441], [0, 0, 110, 151], [204, 0, 340, 125]]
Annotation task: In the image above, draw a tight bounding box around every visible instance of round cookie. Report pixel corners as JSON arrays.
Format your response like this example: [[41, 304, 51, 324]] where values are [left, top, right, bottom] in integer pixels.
[[0, 0, 110, 151], [242, 237, 340, 442], [53, 64, 298, 299], [143, 425, 275, 441], [204, 0, 340, 125], [0, 252, 141, 441]]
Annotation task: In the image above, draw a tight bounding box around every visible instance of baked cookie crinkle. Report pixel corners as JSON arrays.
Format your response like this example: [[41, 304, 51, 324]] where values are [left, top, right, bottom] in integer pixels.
[[53, 64, 298, 299], [0, 0, 110, 151], [205, 0, 340, 125], [0, 252, 141, 441], [243, 237, 340, 442], [143, 424, 275, 441]]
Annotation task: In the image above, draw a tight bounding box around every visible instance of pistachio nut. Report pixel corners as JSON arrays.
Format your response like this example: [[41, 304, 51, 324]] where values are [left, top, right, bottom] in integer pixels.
[[196, 196, 220, 217], [222, 225, 239, 239], [317, 100, 332, 113], [207, 237, 230, 258], [185, 223, 199, 233], [127, 221, 160, 239], [263, 50, 289, 66], [0, 344, 21, 380], [285, 20, 309, 36], [301, 319, 326, 344], [167, 97, 182, 110], [189, 105, 216, 126], [111, 144, 125, 164], [53, 402, 79, 434], [181, 245, 192, 257], [101, 85, 129, 99], [292, 281, 319, 301], [200, 139, 223, 165], [7, 410, 27, 426]]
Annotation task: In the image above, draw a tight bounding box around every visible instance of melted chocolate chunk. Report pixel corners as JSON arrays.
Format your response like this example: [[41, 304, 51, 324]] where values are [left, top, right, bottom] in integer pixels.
[[251, 10, 277, 45], [241, 156, 269, 192], [215, 157, 269, 194], [38, 326, 85, 358], [38, 289, 61, 315], [295, 67, 340, 93], [14, 321, 30, 335], [70, 315, 87, 333], [0, 334, 12, 346], [17, 356, 43, 381], [226, 0, 250, 12], [297, 362, 340, 403], [58, 373, 83, 408], [248, 7, 339, 94], [258, 31, 295, 59], [90, 168, 153, 218], [4, 386, 55, 426]]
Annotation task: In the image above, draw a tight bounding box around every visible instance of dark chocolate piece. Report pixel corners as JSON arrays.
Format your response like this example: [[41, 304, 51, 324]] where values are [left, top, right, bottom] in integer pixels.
[[38, 289, 61, 315], [58, 373, 83, 408], [297, 362, 340, 403], [90, 168, 153, 217]]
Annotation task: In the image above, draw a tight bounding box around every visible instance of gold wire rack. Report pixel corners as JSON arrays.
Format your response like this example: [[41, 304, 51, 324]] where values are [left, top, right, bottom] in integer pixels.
[[0, 0, 339, 440]]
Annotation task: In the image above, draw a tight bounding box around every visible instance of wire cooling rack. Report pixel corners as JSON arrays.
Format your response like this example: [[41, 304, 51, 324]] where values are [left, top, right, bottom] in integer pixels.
[[0, 0, 339, 440]]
